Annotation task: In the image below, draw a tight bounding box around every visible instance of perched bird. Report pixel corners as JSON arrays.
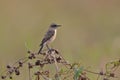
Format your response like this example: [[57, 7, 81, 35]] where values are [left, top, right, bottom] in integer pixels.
[[38, 23, 61, 54]]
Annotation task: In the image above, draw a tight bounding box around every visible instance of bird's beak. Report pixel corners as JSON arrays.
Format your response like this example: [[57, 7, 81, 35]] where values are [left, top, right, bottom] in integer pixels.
[[57, 25, 61, 27]]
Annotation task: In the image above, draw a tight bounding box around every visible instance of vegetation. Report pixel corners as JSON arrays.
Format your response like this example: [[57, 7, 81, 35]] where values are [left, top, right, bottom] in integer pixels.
[[1, 48, 120, 80]]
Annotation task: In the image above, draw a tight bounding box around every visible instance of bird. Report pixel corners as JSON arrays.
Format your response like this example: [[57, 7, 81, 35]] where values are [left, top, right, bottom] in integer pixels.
[[38, 23, 61, 54]]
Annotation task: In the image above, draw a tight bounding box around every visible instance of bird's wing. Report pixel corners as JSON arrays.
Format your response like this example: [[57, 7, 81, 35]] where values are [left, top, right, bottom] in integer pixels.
[[40, 30, 55, 46]]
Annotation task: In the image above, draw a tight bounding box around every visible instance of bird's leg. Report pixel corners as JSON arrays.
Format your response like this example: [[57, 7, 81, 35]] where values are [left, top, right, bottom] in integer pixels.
[[38, 45, 43, 54], [46, 44, 51, 51]]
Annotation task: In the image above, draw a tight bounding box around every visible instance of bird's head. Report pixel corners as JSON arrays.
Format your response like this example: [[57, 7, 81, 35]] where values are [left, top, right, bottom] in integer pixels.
[[50, 23, 61, 29]]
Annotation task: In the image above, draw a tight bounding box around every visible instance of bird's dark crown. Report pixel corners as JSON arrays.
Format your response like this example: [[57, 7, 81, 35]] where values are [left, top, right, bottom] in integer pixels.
[[50, 23, 61, 28]]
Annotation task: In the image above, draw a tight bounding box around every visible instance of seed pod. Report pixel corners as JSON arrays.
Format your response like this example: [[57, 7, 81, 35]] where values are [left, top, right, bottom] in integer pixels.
[[56, 57, 62, 63], [99, 71, 104, 75], [34, 71, 40, 75], [1, 76, 6, 79], [27, 50, 31, 53], [19, 61, 23, 67], [35, 60, 40, 66], [9, 76, 12, 79], [28, 63, 33, 69], [15, 69, 20, 75], [7, 65, 11, 69], [28, 56, 32, 59], [110, 73, 115, 77]]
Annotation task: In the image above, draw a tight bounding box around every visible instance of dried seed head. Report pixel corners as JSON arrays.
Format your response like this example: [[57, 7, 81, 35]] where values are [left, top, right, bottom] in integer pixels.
[[34, 71, 40, 75], [80, 77, 87, 80], [28, 63, 33, 69], [45, 71, 49, 75], [78, 74, 87, 80], [31, 53, 36, 59], [28, 56, 32, 59], [40, 63, 44, 68], [27, 50, 31, 53], [9, 76, 12, 79], [35, 60, 40, 66], [99, 71, 104, 75], [8, 69, 14, 74], [28, 53, 36, 59], [7, 65, 11, 69], [110, 73, 115, 77], [15, 70, 20, 75], [55, 49, 59, 54], [56, 57, 62, 63], [19, 61, 23, 67], [1, 76, 6, 79]]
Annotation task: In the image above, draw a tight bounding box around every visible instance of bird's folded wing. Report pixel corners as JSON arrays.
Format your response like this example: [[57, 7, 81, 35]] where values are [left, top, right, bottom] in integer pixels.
[[40, 30, 55, 46]]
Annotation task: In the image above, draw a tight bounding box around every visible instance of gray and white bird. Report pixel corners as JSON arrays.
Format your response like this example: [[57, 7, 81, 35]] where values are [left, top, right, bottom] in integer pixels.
[[38, 23, 61, 54]]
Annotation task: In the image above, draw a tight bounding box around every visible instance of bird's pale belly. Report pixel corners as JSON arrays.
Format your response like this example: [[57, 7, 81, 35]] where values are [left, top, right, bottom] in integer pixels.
[[46, 31, 56, 44]]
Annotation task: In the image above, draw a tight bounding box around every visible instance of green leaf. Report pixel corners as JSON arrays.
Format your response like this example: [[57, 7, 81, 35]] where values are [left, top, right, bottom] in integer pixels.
[[74, 66, 84, 80]]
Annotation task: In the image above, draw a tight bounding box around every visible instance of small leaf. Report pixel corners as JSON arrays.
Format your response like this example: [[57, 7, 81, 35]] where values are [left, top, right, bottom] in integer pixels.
[[74, 66, 84, 80]]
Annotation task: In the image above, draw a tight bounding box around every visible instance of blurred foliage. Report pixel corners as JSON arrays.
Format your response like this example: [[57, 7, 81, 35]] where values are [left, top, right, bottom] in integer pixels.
[[0, 0, 120, 79]]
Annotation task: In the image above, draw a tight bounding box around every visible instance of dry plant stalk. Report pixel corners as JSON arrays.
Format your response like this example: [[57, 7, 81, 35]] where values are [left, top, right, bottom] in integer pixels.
[[0, 48, 120, 80]]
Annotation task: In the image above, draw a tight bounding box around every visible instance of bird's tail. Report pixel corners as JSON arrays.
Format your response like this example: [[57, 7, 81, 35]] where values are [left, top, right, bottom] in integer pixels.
[[38, 44, 43, 54]]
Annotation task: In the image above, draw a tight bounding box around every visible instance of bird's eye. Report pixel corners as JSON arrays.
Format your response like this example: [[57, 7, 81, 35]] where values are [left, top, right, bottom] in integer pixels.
[[51, 25, 56, 27]]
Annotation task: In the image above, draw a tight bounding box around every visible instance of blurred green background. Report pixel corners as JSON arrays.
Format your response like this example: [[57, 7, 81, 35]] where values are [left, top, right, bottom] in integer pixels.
[[0, 0, 120, 79]]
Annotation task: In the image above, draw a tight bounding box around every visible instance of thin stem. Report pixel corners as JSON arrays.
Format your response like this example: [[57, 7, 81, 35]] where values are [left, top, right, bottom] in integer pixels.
[[46, 44, 50, 51], [28, 67, 31, 80], [52, 52, 60, 80]]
